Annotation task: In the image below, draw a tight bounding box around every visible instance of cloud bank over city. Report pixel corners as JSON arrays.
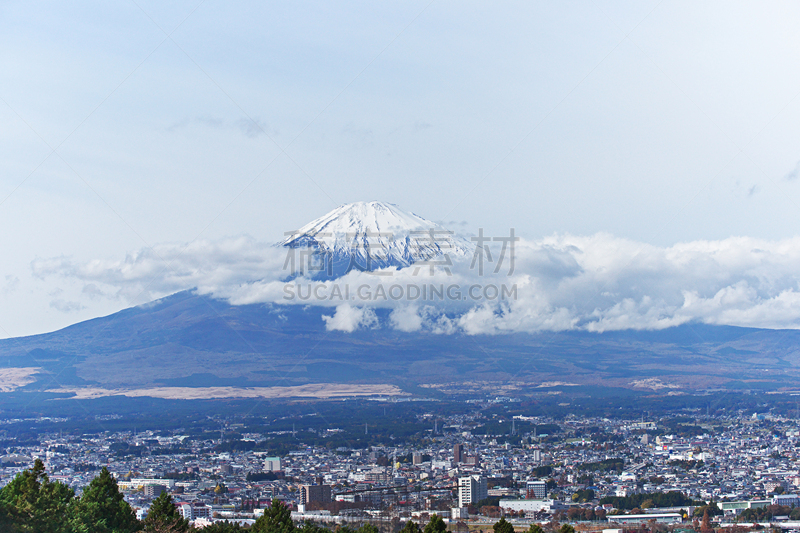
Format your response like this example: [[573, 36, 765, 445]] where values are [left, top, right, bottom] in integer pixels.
[[32, 232, 800, 334]]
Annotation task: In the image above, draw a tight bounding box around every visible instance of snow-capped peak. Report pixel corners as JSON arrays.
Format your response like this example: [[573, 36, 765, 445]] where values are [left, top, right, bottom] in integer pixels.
[[280, 201, 473, 276]]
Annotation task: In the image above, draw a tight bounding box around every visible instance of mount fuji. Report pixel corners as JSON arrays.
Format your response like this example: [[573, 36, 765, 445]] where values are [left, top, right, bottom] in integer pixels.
[[1, 289, 799, 400], [3, 202, 800, 402], [279, 201, 473, 277]]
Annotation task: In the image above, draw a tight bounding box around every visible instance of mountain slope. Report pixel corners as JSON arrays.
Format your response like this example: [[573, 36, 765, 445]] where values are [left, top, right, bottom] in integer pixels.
[[280, 201, 473, 276], [2, 290, 800, 396]]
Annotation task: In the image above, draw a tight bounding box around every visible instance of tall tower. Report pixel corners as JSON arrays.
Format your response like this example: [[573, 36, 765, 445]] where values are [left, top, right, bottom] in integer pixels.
[[458, 475, 488, 507], [453, 444, 463, 464]]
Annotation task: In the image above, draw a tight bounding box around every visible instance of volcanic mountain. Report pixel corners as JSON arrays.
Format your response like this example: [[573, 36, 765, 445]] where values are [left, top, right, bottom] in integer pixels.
[[2, 289, 800, 400], [280, 201, 473, 277], [3, 203, 800, 402]]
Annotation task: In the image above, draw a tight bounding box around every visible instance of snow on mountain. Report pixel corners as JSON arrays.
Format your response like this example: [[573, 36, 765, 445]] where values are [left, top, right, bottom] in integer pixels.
[[280, 201, 474, 276]]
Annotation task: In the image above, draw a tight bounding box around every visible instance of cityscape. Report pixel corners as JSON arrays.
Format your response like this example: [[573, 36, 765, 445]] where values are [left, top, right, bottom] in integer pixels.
[[3, 397, 800, 530], [4, 1, 800, 532]]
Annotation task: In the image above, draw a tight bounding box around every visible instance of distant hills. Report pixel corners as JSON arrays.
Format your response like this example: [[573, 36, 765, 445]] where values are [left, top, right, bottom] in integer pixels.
[[1, 290, 800, 400]]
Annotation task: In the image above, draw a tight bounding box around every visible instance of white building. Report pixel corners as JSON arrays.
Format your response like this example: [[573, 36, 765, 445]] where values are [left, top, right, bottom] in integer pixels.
[[773, 494, 800, 506], [499, 499, 565, 514], [608, 514, 682, 525], [178, 504, 193, 520], [458, 475, 488, 507], [116, 478, 176, 491], [720, 500, 770, 516], [452, 507, 469, 519], [178, 502, 211, 520], [526, 480, 547, 499], [264, 457, 282, 472]]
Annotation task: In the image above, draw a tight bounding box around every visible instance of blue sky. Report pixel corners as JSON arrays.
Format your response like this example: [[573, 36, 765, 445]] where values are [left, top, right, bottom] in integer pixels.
[[4, 1, 800, 336]]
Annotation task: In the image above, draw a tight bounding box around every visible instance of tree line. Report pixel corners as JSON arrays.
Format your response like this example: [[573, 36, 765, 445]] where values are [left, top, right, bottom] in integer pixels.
[[599, 491, 695, 510]]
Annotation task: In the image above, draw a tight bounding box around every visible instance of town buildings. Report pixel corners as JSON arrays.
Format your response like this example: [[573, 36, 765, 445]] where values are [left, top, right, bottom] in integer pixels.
[[3, 408, 800, 528]]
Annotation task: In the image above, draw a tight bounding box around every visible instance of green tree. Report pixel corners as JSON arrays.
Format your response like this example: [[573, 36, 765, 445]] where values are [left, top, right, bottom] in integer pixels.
[[424, 514, 447, 533], [143, 492, 189, 532], [558, 525, 575, 533], [357, 525, 380, 533], [494, 518, 515, 533], [0, 459, 75, 533], [693, 503, 722, 518], [297, 522, 330, 533], [599, 491, 694, 511], [0, 500, 13, 533], [400, 521, 423, 533], [69, 466, 140, 533], [527, 524, 544, 533], [571, 489, 595, 503], [252, 499, 296, 533]]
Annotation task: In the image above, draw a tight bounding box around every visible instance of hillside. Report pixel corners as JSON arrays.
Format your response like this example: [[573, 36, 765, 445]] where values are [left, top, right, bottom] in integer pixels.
[[1, 290, 800, 399]]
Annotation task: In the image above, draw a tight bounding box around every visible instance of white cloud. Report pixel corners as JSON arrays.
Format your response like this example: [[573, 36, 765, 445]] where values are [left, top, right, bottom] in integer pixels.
[[31, 233, 800, 334], [50, 299, 83, 313], [1, 276, 19, 296], [322, 305, 379, 332], [31, 236, 287, 304], [389, 306, 423, 332]]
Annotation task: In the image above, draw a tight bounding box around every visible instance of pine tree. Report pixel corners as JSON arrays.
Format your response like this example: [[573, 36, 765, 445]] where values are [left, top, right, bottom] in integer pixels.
[[143, 492, 189, 533], [424, 514, 447, 533], [297, 521, 330, 533], [0, 458, 74, 533], [527, 524, 544, 533], [69, 466, 140, 533], [201, 522, 244, 532], [493, 517, 515, 533], [400, 520, 422, 533], [252, 499, 296, 533]]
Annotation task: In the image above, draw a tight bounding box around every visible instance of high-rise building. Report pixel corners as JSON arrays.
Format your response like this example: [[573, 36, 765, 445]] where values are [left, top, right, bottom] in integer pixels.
[[413, 452, 423, 465], [178, 502, 210, 520], [300, 484, 332, 505], [453, 444, 464, 464], [458, 475, 488, 507], [144, 484, 166, 498], [264, 457, 282, 472], [526, 480, 547, 499]]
